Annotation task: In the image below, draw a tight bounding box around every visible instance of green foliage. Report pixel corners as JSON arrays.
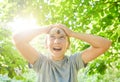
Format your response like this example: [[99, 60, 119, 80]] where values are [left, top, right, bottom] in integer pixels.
[[0, 74, 21, 82], [0, 27, 27, 79], [0, 0, 120, 81], [0, 69, 36, 82], [0, 0, 29, 79], [78, 61, 120, 82]]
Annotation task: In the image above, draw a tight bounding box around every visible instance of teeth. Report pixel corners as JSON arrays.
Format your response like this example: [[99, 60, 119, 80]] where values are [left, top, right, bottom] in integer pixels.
[[54, 47, 61, 49]]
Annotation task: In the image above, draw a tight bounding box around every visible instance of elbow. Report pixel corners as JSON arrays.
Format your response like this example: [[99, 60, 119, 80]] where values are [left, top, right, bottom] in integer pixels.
[[107, 40, 112, 48], [12, 34, 18, 44], [104, 40, 112, 50], [12, 34, 17, 40], [12, 33, 21, 44]]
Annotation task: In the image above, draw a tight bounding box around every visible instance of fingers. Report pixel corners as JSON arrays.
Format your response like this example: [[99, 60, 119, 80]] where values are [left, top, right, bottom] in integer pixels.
[[56, 24, 70, 36], [47, 24, 72, 36], [57, 24, 72, 37]]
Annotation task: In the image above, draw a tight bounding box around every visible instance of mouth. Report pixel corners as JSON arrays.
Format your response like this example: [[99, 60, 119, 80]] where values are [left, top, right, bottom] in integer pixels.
[[53, 47, 62, 52]]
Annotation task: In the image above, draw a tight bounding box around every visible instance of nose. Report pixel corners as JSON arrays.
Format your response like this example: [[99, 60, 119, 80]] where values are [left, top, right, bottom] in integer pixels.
[[54, 39, 61, 44]]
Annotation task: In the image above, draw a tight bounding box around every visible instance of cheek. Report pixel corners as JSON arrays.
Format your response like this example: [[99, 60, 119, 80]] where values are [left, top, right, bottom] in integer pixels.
[[65, 39, 70, 49], [63, 41, 69, 49]]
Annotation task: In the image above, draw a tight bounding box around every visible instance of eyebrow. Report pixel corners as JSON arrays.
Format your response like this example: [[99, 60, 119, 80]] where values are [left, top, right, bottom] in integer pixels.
[[49, 34, 67, 38], [50, 34, 66, 36]]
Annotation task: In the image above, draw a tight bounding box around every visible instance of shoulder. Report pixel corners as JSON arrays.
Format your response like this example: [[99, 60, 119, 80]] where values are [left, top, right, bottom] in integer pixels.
[[33, 54, 48, 66], [69, 52, 82, 59], [69, 52, 87, 68]]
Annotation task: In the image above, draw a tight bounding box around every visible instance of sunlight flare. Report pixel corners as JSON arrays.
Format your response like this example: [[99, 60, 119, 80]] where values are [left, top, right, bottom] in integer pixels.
[[8, 16, 39, 32]]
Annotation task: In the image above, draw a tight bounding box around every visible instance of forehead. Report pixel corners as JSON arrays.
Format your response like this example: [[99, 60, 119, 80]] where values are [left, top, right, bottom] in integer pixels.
[[49, 28, 66, 35]]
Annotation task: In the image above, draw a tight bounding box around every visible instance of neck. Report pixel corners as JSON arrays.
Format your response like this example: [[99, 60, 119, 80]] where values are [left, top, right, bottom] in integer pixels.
[[51, 55, 64, 61]]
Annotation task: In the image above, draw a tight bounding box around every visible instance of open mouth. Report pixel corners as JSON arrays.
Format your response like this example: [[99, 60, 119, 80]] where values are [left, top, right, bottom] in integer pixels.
[[53, 47, 62, 52]]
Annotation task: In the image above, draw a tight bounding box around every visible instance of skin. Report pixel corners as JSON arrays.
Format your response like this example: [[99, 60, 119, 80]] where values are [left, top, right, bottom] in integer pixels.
[[13, 24, 111, 64], [46, 27, 69, 60]]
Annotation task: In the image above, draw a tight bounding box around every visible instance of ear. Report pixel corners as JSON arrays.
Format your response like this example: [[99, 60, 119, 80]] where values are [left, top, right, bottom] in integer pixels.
[[67, 37, 70, 49], [45, 36, 48, 49], [67, 43, 70, 49]]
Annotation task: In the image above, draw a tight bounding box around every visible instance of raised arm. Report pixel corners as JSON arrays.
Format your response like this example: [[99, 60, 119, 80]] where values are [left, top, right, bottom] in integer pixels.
[[13, 27, 50, 64], [57, 24, 111, 64], [71, 33, 111, 63]]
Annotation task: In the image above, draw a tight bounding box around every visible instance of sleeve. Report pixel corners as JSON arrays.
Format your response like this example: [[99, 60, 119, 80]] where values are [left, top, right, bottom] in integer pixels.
[[32, 54, 47, 72], [70, 52, 86, 71]]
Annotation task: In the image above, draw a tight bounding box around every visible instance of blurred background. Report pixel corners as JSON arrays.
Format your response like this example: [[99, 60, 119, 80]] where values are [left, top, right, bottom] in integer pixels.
[[0, 0, 120, 82]]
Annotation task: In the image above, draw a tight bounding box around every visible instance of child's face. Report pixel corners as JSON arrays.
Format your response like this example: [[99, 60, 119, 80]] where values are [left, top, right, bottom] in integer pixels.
[[46, 27, 69, 60]]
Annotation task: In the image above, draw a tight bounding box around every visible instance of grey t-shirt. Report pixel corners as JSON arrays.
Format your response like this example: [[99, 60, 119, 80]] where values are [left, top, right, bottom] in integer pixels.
[[33, 53, 84, 82]]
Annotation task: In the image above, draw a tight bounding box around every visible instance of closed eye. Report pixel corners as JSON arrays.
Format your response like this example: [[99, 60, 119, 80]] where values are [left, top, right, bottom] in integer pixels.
[[60, 36, 66, 39], [50, 35, 55, 38]]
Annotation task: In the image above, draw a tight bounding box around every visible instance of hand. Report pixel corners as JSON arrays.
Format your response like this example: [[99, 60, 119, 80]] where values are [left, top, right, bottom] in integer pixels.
[[56, 24, 74, 37]]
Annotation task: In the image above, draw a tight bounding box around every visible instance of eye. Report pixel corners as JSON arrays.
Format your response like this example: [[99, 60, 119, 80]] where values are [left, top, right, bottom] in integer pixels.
[[50, 35, 55, 39], [60, 36, 65, 39]]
